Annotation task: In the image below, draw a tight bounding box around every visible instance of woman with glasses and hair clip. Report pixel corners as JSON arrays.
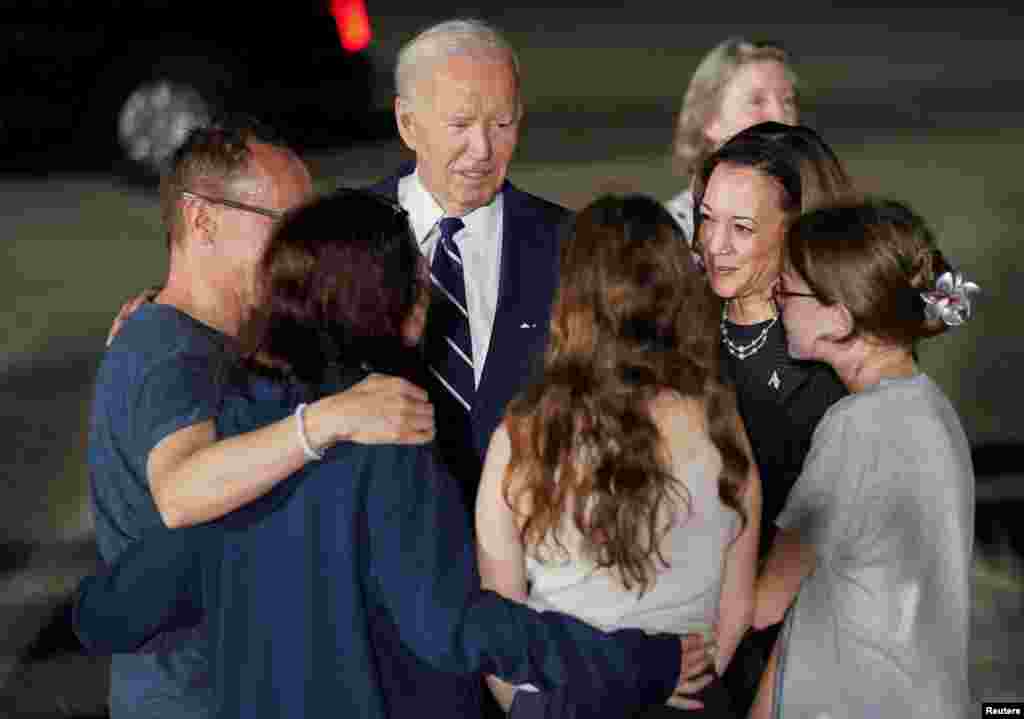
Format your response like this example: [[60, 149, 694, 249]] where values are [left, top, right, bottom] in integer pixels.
[[476, 194, 761, 718], [693, 120, 856, 713], [667, 38, 800, 243], [74, 189, 700, 719], [751, 199, 978, 719]]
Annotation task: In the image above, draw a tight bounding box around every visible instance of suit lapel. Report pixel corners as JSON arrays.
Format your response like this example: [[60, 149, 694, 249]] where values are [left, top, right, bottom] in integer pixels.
[[473, 183, 555, 446], [484, 182, 530, 369], [476, 183, 526, 411]]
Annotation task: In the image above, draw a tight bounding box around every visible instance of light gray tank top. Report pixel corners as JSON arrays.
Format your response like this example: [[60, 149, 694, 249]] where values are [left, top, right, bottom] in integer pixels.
[[524, 429, 739, 637]]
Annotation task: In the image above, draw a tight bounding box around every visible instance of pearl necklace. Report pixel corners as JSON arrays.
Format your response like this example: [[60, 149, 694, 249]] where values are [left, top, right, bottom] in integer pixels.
[[720, 303, 778, 360]]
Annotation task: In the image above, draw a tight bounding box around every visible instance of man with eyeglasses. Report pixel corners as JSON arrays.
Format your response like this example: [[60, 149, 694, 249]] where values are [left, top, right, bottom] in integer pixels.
[[87, 121, 434, 719]]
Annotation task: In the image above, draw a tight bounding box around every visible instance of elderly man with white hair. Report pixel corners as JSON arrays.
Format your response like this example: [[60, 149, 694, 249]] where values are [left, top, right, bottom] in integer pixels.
[[370, 18, 715, 718], [371, 18, 554, 511]]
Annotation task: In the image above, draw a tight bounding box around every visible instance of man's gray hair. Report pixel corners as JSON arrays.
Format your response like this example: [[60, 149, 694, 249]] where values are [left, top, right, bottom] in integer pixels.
[[395, 18, 520, 105]]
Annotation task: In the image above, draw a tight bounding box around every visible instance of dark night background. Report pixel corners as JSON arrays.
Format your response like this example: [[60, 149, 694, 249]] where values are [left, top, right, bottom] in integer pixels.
[[2, 2, 1022, 715]]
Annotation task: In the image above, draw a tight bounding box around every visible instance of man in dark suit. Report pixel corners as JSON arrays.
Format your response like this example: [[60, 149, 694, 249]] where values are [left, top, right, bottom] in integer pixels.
[[369, 18, 713, 716], [369, 19, 568, 508]]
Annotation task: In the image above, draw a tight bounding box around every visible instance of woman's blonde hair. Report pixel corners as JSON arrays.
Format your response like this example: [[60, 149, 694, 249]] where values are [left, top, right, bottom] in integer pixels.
[[671, 38, 796, 183]]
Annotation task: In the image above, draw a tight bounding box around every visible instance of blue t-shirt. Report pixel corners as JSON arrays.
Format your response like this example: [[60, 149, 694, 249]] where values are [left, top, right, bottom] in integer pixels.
[[87, 303, 231, 719]]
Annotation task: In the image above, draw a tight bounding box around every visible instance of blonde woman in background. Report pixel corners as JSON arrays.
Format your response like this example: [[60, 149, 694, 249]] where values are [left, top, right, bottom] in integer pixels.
[[667, 38, 799, 243]]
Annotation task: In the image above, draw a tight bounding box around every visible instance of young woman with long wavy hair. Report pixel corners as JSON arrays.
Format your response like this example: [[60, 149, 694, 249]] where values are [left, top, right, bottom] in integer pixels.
[[476, 194, 761, 718]]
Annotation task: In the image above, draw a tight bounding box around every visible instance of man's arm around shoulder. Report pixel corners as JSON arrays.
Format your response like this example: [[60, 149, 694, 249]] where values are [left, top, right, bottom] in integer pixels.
[[366, 444, 695, 715]]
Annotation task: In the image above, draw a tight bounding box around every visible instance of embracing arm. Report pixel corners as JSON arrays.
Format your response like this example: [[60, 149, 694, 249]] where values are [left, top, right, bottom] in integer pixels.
[[148, 374, 434, 528], [474, 424, 533, 712], [475, 427, 713, 714], [106, 287, 161, 347], [73, 527, 210, 653], [752, 408, 850, 630], [753, 527, 814, 630], [367, 437, 687, 713], [714, 415, 761, 674]]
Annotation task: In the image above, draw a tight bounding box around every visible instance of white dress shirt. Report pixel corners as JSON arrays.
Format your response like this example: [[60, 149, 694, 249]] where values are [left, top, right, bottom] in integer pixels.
[[398, 170, 504, 388]]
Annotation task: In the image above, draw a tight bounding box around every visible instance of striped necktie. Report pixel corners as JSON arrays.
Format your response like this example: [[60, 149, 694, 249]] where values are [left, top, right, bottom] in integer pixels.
[[426, 216, 474, 413]]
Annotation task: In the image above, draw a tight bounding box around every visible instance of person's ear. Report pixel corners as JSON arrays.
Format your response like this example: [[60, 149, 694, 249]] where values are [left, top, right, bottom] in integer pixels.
[[828, 303, 855, 342], [181, 195, 217, 249], [196, 208, 217, 249], [395, 96, 419, 152], [703, 116, 725, 148]]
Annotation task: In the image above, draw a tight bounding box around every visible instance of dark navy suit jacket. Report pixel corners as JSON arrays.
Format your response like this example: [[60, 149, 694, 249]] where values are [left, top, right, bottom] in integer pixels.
[[74, 373, 681, 719], [369, 164, 569, 508], [368, 167, 690, 716]]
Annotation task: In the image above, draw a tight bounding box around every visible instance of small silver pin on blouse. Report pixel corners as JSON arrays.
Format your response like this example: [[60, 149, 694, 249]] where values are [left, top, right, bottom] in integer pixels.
[[769, 370, 782, 390], [519, 321, 537, 329]]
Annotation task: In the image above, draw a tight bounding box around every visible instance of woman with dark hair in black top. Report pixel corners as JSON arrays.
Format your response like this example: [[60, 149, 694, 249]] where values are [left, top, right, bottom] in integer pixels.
[[692, 122, 855, 713]]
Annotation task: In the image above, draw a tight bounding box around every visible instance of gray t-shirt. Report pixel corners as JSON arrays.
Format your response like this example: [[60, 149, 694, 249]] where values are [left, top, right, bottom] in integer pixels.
[[775, 373, 974, 718], [88, 303, 229, 718]]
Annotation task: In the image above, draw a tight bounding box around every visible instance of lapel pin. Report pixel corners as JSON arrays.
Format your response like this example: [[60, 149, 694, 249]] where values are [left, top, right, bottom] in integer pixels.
[[769, 370, 781, 391], [520, 322, 537, 329]]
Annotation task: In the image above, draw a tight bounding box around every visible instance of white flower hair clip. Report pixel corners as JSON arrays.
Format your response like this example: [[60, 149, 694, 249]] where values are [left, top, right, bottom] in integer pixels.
[[920, 270, 980, 326]]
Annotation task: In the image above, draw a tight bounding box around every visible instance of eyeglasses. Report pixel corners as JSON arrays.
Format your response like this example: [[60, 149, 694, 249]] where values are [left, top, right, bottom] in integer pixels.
[[181, 190, 286, 221]]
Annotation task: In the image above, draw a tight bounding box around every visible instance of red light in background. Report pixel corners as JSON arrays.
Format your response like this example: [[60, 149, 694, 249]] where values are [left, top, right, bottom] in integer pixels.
[[331, 0, 372, 53]]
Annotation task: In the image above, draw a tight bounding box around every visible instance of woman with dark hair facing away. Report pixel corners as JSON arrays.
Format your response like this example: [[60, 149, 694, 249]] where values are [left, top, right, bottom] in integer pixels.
[[476, 194, 761, 718], [692, 121, 856, 712], [74, 190, 704, 718], [751, 199, 978, 719]]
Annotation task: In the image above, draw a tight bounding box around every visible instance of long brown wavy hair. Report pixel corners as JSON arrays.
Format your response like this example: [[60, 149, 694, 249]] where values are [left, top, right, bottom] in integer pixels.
[[503, 195, 750, 595]]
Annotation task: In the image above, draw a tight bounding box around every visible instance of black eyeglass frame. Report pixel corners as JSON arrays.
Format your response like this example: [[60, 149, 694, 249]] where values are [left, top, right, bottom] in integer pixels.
[[181, 189, 286, 221]]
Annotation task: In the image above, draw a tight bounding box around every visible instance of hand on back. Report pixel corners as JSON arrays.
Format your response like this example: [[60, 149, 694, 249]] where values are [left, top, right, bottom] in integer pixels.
[[106, 286, 161, 346]]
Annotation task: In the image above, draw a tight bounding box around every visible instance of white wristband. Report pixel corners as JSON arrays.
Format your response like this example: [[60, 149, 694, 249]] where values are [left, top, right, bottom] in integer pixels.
[[295, 403, 324, 461]]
